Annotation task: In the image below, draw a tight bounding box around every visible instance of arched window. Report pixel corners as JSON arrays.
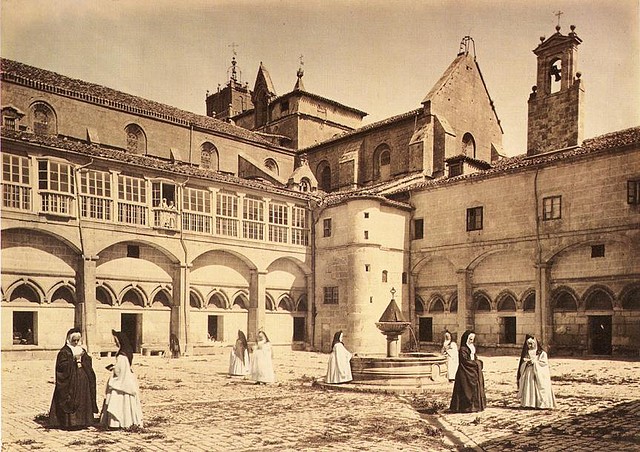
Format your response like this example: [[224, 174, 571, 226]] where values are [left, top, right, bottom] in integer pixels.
[[152, 291, 172, 308], [373, 145, 391, 181], [299, 177, 311, 192], [622, 286, 640, 310], [200, 142, 219, 171], [51, 286, 75, 305], [278, 296, 293, 311], [414, 296, 425, 314], [121, 288, 144, 307], [449, 295, 458, 313], [462, 133, 476, 158], [474, 293, 491, 312], [125, 124, 146, 154], [553, 290, 577, 311], [9, 284, 40, 303], [189, 292, 201, 309], [232, 294, 248, 310], [429, 297, 445, 313], [32, 102, 56, 136], [585, 288, 613, 311], [497, 294, 516, 312], [317, 161, 331, 192], [382, 270, 388, 283], [523, 292, 536, 312], [208, 293, 226, 310], [96, 286, 113, 306], [296, 295, 308, 312], [265, 158, 279, 175], [549, 58, 562, 94]]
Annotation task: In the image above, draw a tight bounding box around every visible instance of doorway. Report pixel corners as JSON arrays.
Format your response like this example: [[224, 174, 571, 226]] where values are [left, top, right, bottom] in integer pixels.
[[121, 313, 142, 353], [588, 315, 612, 355], [293, 316, 305, 341], [503, 317, 517, 344]]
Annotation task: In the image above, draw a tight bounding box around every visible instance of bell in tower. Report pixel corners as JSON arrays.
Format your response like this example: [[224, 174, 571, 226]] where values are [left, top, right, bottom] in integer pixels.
[[527, 22, 584, 156]]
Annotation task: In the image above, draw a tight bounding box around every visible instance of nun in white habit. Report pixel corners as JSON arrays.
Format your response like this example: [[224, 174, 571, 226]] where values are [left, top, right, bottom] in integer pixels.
[[441, 330, 459, 382], [325, 331, 353, 384]]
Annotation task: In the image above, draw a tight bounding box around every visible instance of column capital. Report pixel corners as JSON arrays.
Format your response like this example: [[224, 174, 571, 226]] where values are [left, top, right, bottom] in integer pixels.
[[456, 268, 473, 276], [82, 254, 100, 262], [534, 262, 552, 269]]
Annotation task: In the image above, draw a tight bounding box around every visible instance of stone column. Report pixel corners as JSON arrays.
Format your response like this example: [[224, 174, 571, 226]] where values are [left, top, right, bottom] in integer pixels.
[[535, 262, 553, 350], [171, 263, 190, 356], [78, 255, 99, 353], [305, 273, 314, 350], [248, 270, 267, 342], [456, 269, 474, 336]]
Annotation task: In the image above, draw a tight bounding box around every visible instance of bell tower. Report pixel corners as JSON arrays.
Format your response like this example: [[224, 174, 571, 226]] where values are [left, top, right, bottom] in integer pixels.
[[527, 23, 584, 156]]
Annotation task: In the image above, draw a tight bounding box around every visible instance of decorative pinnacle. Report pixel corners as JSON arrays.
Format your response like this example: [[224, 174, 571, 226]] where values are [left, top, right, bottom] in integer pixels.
[[390, 287, 396, 299]]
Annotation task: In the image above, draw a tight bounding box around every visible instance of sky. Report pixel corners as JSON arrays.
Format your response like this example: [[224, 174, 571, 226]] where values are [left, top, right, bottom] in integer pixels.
[[1, 0, 639, 156]]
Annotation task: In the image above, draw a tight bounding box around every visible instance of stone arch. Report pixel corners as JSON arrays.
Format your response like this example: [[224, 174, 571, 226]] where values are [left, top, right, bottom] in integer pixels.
[[373, 144, 391, 181], [119, 285, 147, 308], [1, 228, 82, 271], [448, 294, 458, 313], [521, 289, 536, 312], [414, 295, 425, 314], [264, 158, 279, 176], [551, 286, 579, 311], [296, 294, 308, 312], [207, 291, 229, 310], [265, 293, 276, 311], [30, 100, 57, 136], [150, 287, 172, 308], [49, 282, 77, 305], [583, 285, 615, 311], [124, 123, 147, 154], [192, 248, 257, 273], [473, 291, 492, 312], [6, 279, 44, 304], [496, 290, 517, 312], [620, 284, 640, 310], [277, 294, 294, 312], [96, 284, 116, 306], [190, 289, 205, 309], [467, 247, 515, 272], [428, 295, 446, 313], [316, 160, 331, 192], [231, 291, 249, 310], [97, 239, 181, 267], [462, 132, 476, 158], [412, 254, 457, 288], [200, 142, 219, 171], [543, 235, 633, 264]]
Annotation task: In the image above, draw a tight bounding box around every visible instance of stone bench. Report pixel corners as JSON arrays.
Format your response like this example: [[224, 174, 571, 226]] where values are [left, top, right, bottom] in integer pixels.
[[141, 345, 167, 357]]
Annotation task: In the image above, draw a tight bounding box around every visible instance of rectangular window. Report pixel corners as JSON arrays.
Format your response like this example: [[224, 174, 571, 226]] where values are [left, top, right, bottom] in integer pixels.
[[291, 205, 309, 246], [182, 186, 212, 233], [364, 230, 369, 240], [79, 170, 112, 221], [2, 154, 31, 210], [323, 218, 332, 237], [268, 202, 288, 243], [3, 116, 16, 130], [13, 311, 36, 345], [466, 206, 483, 231], [127, 245, 140, 258], [117, 175, 147, 225], [216, 191, 238, 237], [449, 162, 463, 177], [364, 212, 369, 219], [591, 244, 605, 258], [243, 197, 264, 240], [413, 218, 424, 240], [628, 180, 640, 204], [418, 317, 433, 342], [543, 195, 562, 220], [38, 160, 75, 215], [323, 286, 339, 305]]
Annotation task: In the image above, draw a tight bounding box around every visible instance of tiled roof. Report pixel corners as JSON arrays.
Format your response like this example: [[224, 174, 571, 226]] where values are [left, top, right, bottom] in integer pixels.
[[1, 128, 315, 202], [302, 108, 423, 151], [273, 89, 368, 117], [383, 126, 640, 195], [0, 58, 286, 149]]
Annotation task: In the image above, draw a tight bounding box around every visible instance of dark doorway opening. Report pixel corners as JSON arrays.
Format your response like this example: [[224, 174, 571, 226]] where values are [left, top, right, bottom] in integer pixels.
[[419, 317, 433, 342], [588, 315, 612, 355], [121, 313, 141, 353], [208, 315, 220, 341], [13, 311, 36, 345], [293, 316, 305, 341], [503, 317, 517, 344]]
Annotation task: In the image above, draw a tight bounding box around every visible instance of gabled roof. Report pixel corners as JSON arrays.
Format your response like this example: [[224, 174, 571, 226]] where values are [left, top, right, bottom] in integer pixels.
[[422, 52, 503, 134], [0, 58, 284, 149], [254, 63, 277, 96], [533, 29, 582, 55], [273, 89, 368, 117]]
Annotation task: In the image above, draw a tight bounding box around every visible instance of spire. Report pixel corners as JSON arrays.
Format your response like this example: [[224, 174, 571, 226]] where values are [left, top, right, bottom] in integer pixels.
[[294, 54, 305, 91], [227, 42, 242, 86]]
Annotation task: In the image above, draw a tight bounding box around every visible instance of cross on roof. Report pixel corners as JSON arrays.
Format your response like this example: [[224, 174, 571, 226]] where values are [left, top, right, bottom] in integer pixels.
[[228, 42, 239, 56], [554, 10, 564, 27]]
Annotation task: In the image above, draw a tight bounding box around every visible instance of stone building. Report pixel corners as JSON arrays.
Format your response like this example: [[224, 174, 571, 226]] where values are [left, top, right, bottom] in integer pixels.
[[2, 26, 639, 359]]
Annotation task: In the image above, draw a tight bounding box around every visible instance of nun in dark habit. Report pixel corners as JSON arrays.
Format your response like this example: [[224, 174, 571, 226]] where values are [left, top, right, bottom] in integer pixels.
[[449, 330, 486, 413], [49, 328, 98, 429]]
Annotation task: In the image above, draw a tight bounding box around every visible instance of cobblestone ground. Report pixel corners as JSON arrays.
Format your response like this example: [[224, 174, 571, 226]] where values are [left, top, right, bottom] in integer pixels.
[[2, 349, 640, 451]]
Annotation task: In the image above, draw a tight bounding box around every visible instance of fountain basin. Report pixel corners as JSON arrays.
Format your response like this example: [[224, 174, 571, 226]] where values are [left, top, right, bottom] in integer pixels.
[[351, 352, 447, 387]]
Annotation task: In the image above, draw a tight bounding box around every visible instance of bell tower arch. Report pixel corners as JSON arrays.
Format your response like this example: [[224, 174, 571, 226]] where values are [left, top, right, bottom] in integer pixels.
[[527, 24, 584, 156]]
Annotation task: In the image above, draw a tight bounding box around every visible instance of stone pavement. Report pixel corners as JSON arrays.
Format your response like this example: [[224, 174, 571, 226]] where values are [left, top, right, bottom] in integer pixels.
[[2, 348, 640, 451]]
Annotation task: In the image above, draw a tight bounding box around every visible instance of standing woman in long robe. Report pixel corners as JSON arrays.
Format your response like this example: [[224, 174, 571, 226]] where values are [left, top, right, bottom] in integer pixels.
[[449, 330, 486, 413], [100, 330, 143, 428], [229, 330, 250, 376], [325, 331, 353, 384], [441, 330, 459, 382], [250, 330, 275, 384], [517, 335, 556, 409], [49, 328, 98, 429]]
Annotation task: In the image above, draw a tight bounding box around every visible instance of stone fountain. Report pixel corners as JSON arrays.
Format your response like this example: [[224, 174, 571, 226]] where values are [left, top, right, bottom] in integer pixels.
[[350, 289, 448, 390]]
